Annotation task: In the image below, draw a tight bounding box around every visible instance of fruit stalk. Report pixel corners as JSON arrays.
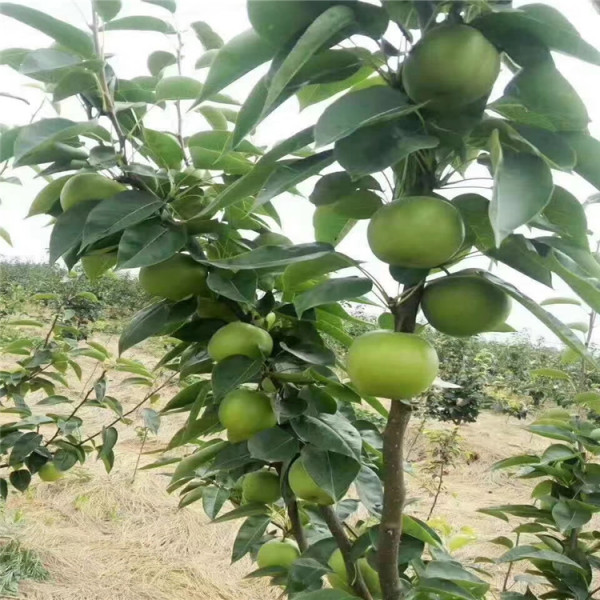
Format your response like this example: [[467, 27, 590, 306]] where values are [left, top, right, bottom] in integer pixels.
[[319, 506, 373, 600], [378, 283, 423, 600]]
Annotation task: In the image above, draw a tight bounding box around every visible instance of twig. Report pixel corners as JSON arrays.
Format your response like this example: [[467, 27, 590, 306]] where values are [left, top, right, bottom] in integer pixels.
[[426, 462, 445, 520], [44, 369, 107, 447], [175, 30, 190, 167], [78, 374, 176, 445], [319, 506, 374, 600], [131, 428, 148, 483], [91, 6, 128, 160], [502, 533, 520, 591]]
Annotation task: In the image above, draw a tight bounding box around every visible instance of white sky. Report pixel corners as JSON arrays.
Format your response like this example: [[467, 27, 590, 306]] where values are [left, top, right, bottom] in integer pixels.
[[0, 0, 599, 343]]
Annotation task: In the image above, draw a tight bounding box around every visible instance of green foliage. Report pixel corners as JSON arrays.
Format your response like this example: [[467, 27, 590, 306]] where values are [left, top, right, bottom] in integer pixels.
[[0, 540, 48, 596], [484, 415, 600, 598]]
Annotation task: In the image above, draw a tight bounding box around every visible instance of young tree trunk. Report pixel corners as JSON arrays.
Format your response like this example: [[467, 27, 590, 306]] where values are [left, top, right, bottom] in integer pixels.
[[378, 284, 424, 600]]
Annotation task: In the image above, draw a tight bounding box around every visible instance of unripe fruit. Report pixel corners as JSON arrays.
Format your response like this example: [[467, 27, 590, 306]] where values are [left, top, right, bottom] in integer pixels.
[[139, 254, 208, 301], [60, 173, 126, 211], [254, 232, 293, 247], [38, 462, 63, 482], [422, 274, 511, 337], [28, 174, 71, 217], [403, 24, 500, 112], [590, 428, 600, 441], [218, 389, 276, 443], [328, 549, 382, 597], [288, 459, 334, 506], [256, 539, 300, 570], [81, 250, 117, 281], [242, 470, 281, 504], [346, 331, 439, 399], [208, 322, 273, 362], [367, 197, 465, 268]]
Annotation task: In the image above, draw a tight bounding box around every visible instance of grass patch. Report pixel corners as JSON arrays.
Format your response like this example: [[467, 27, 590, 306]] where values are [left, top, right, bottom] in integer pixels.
[[0, 539, 48, 597]]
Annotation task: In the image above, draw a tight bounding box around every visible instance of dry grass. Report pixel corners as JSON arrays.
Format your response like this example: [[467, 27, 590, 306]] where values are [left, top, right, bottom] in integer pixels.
[[0, 335, 596, 598]]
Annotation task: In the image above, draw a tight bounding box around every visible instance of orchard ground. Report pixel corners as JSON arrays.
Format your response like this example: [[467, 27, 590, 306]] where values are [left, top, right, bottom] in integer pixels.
[[1, 332, 595, 599]]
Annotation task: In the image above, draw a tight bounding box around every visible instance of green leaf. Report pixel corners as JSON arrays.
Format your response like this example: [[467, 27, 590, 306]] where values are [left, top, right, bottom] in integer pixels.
[[492, 455, 540, 470], [119, 298, 196, 353], [302, 446, 360, 501], [206, 242, 333, 271], [178, 486, 204, 508], [297, 65, 375, 111], [530, 368, 571, 381], [509, 123, 576, 170], [561, 132, 600, 192], [294, 277, 372, 317], [0, 3, 94, 57], [104, 15, 175, 33], [248, 427, 299, 463], [498, 545, 583, 570], [472, 4, 600, 66], [292, 414, 362, 460], [212, 503, 268, 524], [315, 86, 416, 147], [9, 432, 42, 466], [197, 30, 275, 103], [424, 562, 489, 595], [147, 50, 176, 76], [156, 76, 202, 101], [143, 129, 183, 169], [192, 21, 223, 50], [282, 253, 355, 292], [202, 485, 229, 519], [142, 408, 160, 434], [53, 68, 99, 102], [335, 117, 439, 176], [263, 5, 356, 115], [538, 186, 588, 246], [197, 106, 228, 130], [402, 515, 443, 547], [206, 270, 256, 304], [189, 146, 252, 174], [83, 191, 164, 247], [170, 440, 227, 483], [93, 0, 121, 22], [19, 48, 82, 80], [0, 227, 12, 247], [503, 61, 589, 131], [552, 499, 592, 533], [142, 0, 176, 13], [489, 145, 553, 246], [212, 356, 263, 401], [479, 271, 594, 363], [49, 201, 99, 264], [313, 205, 356, 247], [9, 469, 31, 492], [13, 118, 109, 166], [231, 515, 271, 563], [255, 151, 335, 208], [116, 220, 186, 269], [542, 249, 600, 314], [573, 391, 600, 412], [416, 578, 477, 600], [281, 341, 335, 366], [355, 465, 383, 517]]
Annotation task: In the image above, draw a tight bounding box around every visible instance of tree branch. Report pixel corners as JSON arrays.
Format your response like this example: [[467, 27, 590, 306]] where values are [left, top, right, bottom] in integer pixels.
[[78, 374, 176, 446], [287, 498, 308, 553], [319, 505, 374, 600], [378, 283, 423, 600]]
